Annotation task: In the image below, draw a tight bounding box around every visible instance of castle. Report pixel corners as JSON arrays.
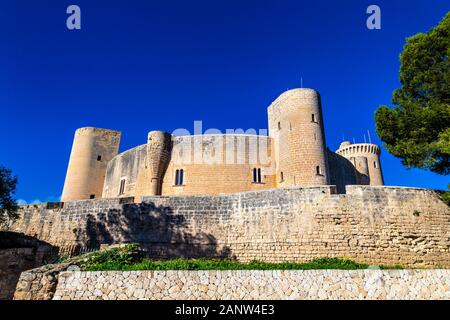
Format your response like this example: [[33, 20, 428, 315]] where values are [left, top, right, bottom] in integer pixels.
[[61, 88, 383, 202], [6, 88, 450, 273]]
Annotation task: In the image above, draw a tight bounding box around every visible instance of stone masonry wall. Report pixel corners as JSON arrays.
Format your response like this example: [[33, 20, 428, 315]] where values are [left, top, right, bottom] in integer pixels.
[[0, 248, 38, 300], [7, 186, 450, 267], [53, 270, 450, 300]]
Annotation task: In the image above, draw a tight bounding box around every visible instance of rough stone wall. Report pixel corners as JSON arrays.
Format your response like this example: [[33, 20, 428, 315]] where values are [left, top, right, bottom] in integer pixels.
[[7, 186, 450, 267], [53, 270, 450, 300], [102, 144, 147, 198], [0, 246, 55, 300], [162, 135, 276, 196], [0, 249, 37, 300], [327, 150, 359, 193]]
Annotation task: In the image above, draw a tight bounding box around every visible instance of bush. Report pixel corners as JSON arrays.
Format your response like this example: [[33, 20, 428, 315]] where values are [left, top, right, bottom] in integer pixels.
[[79, 247, 402, 271]]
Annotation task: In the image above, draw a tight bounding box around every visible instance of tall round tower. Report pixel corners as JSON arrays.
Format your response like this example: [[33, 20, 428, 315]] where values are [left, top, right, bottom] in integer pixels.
[[336, 142, 384, 185], [268, 88, 329, 187], [61, 127, 121, 201]]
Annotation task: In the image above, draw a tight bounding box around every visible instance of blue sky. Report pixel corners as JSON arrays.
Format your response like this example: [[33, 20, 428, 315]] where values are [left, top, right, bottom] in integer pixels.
[[0, 0, 448, 203]]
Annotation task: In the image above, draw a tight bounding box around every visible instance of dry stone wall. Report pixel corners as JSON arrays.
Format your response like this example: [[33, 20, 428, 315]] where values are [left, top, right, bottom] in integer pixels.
[[53, 270, 450, 300], [7, 186, 450, 267]]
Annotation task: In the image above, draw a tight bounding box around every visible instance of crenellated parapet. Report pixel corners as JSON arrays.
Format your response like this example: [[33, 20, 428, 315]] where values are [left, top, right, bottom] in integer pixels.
[[336, 142, 384, 185]]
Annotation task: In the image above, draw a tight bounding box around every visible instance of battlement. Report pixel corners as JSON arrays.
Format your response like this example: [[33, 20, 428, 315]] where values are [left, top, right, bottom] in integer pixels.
[[336, 142, 381, 156]]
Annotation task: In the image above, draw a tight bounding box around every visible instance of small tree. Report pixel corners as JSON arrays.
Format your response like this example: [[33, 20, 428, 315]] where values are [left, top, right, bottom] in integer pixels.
[[0, 166, 19, 225], [375, 12, 450, 175]]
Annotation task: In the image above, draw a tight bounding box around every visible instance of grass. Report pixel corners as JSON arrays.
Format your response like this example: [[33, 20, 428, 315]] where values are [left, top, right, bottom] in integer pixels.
[[78, 245, 403, 271]]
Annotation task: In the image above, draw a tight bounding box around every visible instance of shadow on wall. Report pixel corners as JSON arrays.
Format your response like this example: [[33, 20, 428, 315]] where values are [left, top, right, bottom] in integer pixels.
[[327, 150, 369, 193], [84, 202, 233, 260], [0, 232, 57, 300]]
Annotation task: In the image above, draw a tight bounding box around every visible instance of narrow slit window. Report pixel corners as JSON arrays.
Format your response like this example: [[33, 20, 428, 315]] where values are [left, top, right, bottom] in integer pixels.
[[175, 169, 184, 186], [253, 168, 262, 183], [179, 169, 184, 185], [97, 155, 102, 161], [316, 166, 321, 175], [119, 179, 126, 195], [280, 171, 284, 182], [312, 114, 315, 122], [374, 161, 378, 168], [278, 122, 281, 130]]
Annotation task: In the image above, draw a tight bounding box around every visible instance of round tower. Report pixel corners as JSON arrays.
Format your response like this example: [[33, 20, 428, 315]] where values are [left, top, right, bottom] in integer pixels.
[[61, 127, 121, 201], [146, 131, 172, 195], [268, 88, 329, 187], [336, 142, 384, 185]]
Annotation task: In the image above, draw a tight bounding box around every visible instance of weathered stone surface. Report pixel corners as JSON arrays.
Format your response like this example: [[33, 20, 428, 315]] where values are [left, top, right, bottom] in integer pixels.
[[7, 186, 450, 268], [52, 270, 450, 300]]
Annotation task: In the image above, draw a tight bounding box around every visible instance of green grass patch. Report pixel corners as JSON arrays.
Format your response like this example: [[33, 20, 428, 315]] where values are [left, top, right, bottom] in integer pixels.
[[78, 245, 403, 271]]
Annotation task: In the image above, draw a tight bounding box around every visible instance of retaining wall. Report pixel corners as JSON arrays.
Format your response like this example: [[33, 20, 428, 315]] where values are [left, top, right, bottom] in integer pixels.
[[7, 186, 450, 267], [52, 270, 450, 300]]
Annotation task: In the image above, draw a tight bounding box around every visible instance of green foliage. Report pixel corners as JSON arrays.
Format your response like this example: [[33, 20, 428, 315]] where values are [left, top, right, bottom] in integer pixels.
[[439, 184, 450, 206], [79, 247, 402, 271], [375, 12, 450, 175], [0, 166, 19, 226], [79, 244, 141, 270]]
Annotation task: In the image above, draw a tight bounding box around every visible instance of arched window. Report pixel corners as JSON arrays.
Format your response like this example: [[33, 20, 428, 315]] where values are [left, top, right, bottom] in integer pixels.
[[175, 169, 184, 186], [252, 168, 262, 183]]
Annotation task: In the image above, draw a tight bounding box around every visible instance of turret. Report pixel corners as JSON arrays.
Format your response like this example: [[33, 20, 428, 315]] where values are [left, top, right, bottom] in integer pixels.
[[134, 131, 173, 198], [268, 88, 329, 186], [336, 141, 384, 185], [145, 131, 173, 195], [61, 127, 121, 201]]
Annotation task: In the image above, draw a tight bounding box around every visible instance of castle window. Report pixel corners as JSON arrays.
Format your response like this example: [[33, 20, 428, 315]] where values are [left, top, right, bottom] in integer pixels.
[[278, 122, 281, 130], [374, 161, 378, 168], [280, 171, 284, 182], [312, 114, 316, 123], [175, 169, 184, 186], [314, 133, 317, 141], [97, 155, 102, 161], [253, 168, 262, 183], [119, 179, 126, 195], [316, 166, 322, 175], [90, 194, 95, 199]]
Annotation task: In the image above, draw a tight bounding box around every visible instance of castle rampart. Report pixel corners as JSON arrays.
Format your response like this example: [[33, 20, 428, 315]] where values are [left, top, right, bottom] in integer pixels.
[[8, 186, 450, 268]]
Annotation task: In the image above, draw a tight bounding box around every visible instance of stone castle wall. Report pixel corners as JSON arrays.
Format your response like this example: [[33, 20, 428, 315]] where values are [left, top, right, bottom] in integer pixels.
[[52, 270, 450, 300], [7, 186, 450, 267], [102, 134, 276, 198]]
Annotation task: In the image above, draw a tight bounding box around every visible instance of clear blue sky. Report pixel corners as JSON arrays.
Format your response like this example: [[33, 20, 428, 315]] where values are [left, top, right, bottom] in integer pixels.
[[0, 0, 448, 203]]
